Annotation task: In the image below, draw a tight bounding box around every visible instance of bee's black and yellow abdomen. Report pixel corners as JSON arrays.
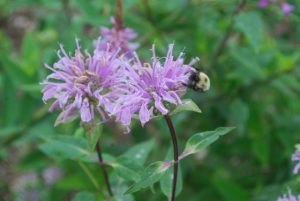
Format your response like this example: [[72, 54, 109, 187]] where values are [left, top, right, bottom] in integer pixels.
[[186, 71, 210, 93]]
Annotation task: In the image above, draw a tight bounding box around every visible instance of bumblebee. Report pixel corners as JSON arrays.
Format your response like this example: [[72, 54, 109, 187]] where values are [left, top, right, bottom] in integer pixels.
[[185, 71, 210, 92]]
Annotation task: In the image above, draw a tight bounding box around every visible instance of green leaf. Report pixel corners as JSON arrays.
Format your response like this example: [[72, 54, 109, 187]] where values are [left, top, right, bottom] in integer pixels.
[[160, 164, 183, 198], [171, 99, 201, 115], [151, 0, 185, 12], [0, 126, 23, 138], [230, 47, 265, 85], [21, 31, 39, 76], [113, 194, 134, 201], [19, 84, 42, 96], [228, 99, 249, 135], [74, 127, 85, 138], [2, 75, 19, 126], [73, 0, 105, 25], [125, 161, 171, 194], [123, 0, 140, 10], [86, 125, 102, 152], [122, 140, 155, 165], [212, 174, 250, 201], [102, 153, 117, 163], [159, 147, 182, 198], [113, 156, 143, 182], [72, 192, 95, 201], [0, 54, 32, 86], [181, 127, 235, 158], [39, 137, 92, 161], [234, 11, 263, 52], [109, 174, 135, 201], [251, 133, 270, 166]]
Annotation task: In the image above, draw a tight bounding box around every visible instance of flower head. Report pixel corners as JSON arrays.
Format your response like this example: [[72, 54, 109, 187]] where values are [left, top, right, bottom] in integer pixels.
[[292, 147, 300, 174], [94, 17, 139, 55], [277, 189, 300, 201], [110, 44, 196, 129], [258, 0, 294, 16], [281, 2, 294, 16], [42, 39, 126, 125]]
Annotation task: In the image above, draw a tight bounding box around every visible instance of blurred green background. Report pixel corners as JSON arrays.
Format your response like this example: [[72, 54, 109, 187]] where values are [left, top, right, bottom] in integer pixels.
[[0, 0, 300, 200]]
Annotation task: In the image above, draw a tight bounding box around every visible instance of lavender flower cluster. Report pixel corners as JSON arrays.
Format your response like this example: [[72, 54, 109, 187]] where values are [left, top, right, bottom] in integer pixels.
[[42, 18, 195, 132], [276, 148, 300, 201], [292, 148, 300, 175], [277, 190, 300, 201], [258, 0, 294, 16]]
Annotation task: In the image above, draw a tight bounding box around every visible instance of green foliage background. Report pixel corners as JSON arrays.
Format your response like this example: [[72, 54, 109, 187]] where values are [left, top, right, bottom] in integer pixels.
[[0, 0, 299, 200]]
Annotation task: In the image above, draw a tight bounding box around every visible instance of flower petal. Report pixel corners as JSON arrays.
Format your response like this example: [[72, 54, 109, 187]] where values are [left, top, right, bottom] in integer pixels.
[[153, 93, 168, 115], [139, 104, 150, 126], [80, 98, 92, 122]]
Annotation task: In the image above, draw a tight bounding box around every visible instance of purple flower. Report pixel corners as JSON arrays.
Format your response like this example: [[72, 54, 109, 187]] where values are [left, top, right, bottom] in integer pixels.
[[281, 2, 294, 16], [258, 0, 271, 7], [14, 173, 40, 201], [42, 39, 126, 125], [94, 17, 139, 55], [292, 148, 300, 174], [277, 190, 300, 201], [258, 0, 294, 16], [110, 44, 196, 129], [42, 167, 64, 185]]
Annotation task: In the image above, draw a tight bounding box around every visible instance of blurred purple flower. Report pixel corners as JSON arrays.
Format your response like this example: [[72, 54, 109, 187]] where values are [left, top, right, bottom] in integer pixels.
[[110, 44, 196, 129], [13, 173, 40, 201], [277, 189, 300, 201], [42, 39, 126, 125], [281, 2, 294, 16], [94, 17, 139, 55], [292, 148, 300, 174], [258, 0, 294, 16], [258, 0, 271, 7], [42, 167, 64, 185], [18, 189, 40, 201]]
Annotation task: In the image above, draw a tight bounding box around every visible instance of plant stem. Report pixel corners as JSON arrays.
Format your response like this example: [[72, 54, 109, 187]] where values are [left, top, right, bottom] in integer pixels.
[[96, 140, 114, 197], [115, 0, 123, 31], [164, 115, 179, 201]]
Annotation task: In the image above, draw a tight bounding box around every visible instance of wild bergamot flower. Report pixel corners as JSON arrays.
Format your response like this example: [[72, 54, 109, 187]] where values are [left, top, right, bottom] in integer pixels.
[[110, 44, 196, 129], [94, 17, 138, 55], [42, 39, 127, 125]]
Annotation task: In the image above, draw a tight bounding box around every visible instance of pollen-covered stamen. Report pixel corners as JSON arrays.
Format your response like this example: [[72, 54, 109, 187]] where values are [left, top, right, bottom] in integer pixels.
[[74, 75, 89, 84], [143, 63, 151, 68], [73, 70, 102, 90], [69, 64, 83, 76]]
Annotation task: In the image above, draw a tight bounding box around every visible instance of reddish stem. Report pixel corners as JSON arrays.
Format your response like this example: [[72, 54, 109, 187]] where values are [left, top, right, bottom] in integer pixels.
[[164, 115, 179, 201], [96, 140, 113, 197], [115, 0, 123, 31]]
